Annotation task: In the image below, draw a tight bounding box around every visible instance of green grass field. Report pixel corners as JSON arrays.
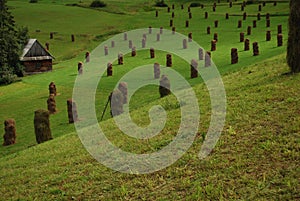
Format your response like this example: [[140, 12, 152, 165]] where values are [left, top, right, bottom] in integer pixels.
[[0, 0, 299, 200]]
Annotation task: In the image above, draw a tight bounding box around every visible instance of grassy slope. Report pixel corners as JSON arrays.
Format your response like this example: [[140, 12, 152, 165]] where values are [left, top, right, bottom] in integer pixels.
[[0, 53, 299, 200], [0, 1, 299, 199], [1, 0, 290, 156]]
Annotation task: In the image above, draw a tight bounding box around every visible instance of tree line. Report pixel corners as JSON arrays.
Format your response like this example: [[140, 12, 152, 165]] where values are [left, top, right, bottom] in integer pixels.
[[0, 0, 28, 85]]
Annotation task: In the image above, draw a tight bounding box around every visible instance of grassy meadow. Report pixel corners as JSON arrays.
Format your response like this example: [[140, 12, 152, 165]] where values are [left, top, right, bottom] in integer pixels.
[[0, 0, 299, 200]]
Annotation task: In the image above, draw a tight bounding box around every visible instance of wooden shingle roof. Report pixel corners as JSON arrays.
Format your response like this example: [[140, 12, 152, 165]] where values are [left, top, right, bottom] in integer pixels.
[[20, 39, 54, 61]]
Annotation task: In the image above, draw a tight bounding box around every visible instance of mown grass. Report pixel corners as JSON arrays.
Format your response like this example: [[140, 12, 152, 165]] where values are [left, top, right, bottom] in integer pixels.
[[0, 54, 299, 200], [1, 0, 290, 157], [0, 1, 299, 199]]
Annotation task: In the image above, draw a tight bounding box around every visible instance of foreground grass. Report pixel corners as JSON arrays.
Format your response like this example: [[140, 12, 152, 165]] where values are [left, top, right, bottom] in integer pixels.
[[0, 54, 299, 200]]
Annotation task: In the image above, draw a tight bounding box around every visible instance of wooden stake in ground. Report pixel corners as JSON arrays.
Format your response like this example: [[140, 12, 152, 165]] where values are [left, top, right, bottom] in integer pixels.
[[188, 32, 192, 42], [85, 51, 90, 63], [214, 20, 219, 28], [214, 33, 218, 42], [198, 48, 204, 60], [278, 24, 282, 34], [150, 48, 155, 58], [205, 51, 211, 67], [266, 19, 271, 27], [183, 39, 188, 49], [266, 30, 271, 41], [104, 46, 108, 56], [67, 99, 78, 123], [129, 40, 133, 48], [253, 20, 257, 28], [34, 109, 52, 144], [207, 26, 211, 34], [49, 82, 57, 96], [118, 82, 128, 104], [238, 20, 242, 28], [78, 62, 83, 75], [257, 13, 261, 20], [253, 42, 259, 56], [159, 75, 171, 98], [3, 119, 16, 146], [47, 94, 57, 114], [131, 46, 136, 57], [111, 41, 115, 48], [71, 34, 75, 42], [124, 33, 127, 41], [247, 26, 252, 35], [50, 32, 53, 39], [240, 32, 245, 42], [190, 59, 198, 78], [118, 53, 123, 65], [142, 38, 146, 48], [107, 62, 113, 76], [157, 33, 160, 41], [211, 40, 217, 51], [166, 54, 172, 67], [243, 12, 247, 20], [110, 89, 124, 116], [205, 12, 208, 19], [244, 39, 250, 51], [231, 48, 239, 64], [154, 63, 160, 79], [186, 20, 189, 28], [277, 34, 283, 47], [45, 42, 49, 51], [172, 27, 176, 34]]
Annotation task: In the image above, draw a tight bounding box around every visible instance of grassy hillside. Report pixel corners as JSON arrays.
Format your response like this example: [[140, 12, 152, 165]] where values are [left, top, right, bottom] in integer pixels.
[[0, 54, 299, 200], [0, 1, 299, 199], [1, 0, 290, 156]]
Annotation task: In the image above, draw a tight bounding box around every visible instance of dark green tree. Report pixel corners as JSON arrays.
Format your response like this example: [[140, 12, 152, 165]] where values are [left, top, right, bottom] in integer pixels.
[[0, 0, 28, 84], [287, 0, 300, 73]]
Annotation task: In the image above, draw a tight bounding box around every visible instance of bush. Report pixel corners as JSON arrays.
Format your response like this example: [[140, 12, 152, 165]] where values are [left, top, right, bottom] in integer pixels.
[[0, 66, 17, 85], [155, 0, 168, 7], [14, 63, 25, 77], [90, 0, 106, 8], [29, 0, 38, 3], [190, 3, 202, 7]]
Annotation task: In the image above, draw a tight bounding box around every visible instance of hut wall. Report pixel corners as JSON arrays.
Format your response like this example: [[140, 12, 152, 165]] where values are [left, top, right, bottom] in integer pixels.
[[23, 59, 52, 73]]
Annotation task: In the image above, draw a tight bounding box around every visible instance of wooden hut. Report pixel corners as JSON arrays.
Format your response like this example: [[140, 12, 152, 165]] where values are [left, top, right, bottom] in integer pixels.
[[20, 39, 54, 73]]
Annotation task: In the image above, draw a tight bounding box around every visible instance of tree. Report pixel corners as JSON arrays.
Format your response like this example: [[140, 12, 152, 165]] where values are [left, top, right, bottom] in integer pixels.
[[287, 0, 300, 73], [0, 0, 28, 84]]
